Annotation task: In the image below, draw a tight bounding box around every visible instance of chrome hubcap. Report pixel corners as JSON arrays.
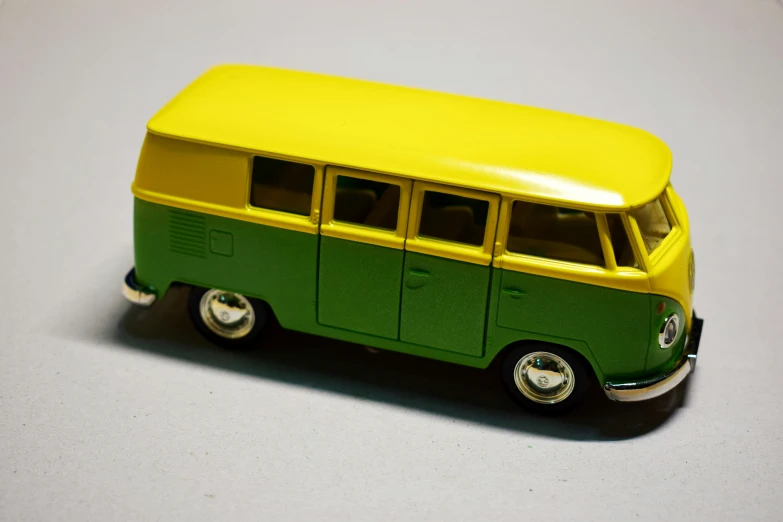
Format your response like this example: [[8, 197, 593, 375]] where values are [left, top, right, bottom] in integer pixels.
[[513, 351, 575, 404], [199, 289, 255, 339]]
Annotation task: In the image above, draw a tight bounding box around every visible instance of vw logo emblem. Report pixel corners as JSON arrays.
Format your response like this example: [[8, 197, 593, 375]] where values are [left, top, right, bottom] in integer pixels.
[[536, 375, 550, 388]]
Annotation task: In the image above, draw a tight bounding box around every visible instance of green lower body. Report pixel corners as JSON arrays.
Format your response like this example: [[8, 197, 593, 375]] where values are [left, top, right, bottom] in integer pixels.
[[133, 199, 687, 385]]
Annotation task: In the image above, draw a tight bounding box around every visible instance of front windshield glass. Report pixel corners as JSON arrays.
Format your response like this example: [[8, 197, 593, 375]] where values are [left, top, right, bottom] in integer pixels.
[[630, 197, 672, 255]]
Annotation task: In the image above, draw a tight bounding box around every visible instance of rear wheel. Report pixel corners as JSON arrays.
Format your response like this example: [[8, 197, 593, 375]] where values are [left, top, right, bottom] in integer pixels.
[[187, 286, 269, 349], [501, 343, 590, 415]]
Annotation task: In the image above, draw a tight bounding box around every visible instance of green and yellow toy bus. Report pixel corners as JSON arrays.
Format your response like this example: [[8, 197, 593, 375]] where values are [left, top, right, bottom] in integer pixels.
[[123, 65, 703, 414]]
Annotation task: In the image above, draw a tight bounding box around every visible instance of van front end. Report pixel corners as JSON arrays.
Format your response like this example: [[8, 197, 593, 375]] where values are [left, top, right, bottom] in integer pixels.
[[603, 186, 704, 401], [604, 310, 703, 401]]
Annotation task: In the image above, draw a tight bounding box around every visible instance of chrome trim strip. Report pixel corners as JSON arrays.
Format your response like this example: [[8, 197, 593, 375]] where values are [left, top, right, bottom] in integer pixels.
[[122, 268, 157, 307], [604, 356, 692, 402]]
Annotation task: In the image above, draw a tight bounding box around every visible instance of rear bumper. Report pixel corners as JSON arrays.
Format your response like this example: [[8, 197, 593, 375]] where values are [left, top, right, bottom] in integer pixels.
[[604, 312, 703, 402], [122, 267, 157, 307]]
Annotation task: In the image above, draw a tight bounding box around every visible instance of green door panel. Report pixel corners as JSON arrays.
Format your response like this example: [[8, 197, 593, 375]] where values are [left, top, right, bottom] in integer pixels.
[[318, 236, 403, 339], [400, 252, 490, 357], [133, 198, 318, 332], [494, 268, 650, 379]]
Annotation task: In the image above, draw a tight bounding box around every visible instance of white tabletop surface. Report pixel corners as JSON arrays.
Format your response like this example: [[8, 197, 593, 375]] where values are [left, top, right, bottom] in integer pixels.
[[2, 0, 782, 520]]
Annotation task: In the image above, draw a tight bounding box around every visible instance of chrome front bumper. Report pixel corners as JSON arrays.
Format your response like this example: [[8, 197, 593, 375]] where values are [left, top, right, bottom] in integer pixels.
[[122, 268, 157, 307], [604, 313, 704, 402]]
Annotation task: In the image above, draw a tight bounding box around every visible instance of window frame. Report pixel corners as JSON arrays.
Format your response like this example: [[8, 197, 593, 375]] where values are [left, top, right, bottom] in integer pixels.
[[494, 197, 649, 293], [245, 152, 324, 234], [320, 166, 412, 250], [626, 189, 681, 267], [504, 200, 608, 268], [599, 213, 647, 272], [406, 181, 500, 266]]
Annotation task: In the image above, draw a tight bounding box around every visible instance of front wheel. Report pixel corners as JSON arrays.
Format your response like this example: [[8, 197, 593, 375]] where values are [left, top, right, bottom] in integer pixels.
[[501, 343, 590, 415], [187, 286, 269, 349]]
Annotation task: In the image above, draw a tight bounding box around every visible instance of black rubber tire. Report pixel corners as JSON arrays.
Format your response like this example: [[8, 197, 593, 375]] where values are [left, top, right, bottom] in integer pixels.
[[501, 343, 591, 416], [187, 286, 269, 350]]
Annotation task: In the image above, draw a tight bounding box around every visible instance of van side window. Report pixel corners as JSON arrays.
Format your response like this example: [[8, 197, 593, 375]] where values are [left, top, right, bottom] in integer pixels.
[[605, 214, 639, 268], [249, 156, 315, 216], [630, 197, 672, 255], [419, 191, 489, 246], [507, 201, 604, 266], [333, 175, 401, 231]]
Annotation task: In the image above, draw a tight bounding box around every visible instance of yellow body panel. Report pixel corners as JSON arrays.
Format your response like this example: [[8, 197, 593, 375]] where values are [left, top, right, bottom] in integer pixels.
[[133, 65, 693, 321], [132, 133, 323, 234], [146, 64, 672, 211]]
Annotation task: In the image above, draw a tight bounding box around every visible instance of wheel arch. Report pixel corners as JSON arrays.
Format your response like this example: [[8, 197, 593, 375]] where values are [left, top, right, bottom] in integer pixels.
[[489, 337, 604, 385], [184, 281, 279, 323]]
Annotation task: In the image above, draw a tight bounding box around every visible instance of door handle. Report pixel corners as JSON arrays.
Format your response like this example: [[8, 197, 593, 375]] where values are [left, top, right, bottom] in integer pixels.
[[502, 287, 526, 298], [405, 269, 430, 289]]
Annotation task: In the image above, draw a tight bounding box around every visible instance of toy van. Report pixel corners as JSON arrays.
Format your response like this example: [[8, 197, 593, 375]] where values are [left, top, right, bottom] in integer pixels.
[[123, 65, 703, 414]]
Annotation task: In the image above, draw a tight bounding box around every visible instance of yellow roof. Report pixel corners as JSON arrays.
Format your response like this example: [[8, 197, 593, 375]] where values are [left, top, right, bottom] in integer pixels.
[[148, 65, 672, 210]]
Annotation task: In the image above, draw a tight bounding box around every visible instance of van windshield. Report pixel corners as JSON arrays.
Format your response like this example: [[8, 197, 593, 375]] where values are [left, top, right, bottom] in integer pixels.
[[630, 197, 672, 255]]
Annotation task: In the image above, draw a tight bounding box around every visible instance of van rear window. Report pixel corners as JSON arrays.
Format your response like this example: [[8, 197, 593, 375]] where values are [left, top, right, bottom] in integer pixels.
[[250, 156, 315, 216]]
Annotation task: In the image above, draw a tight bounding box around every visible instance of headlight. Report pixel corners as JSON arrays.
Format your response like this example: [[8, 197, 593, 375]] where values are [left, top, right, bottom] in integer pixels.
[[659, 314, 680, 348]]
